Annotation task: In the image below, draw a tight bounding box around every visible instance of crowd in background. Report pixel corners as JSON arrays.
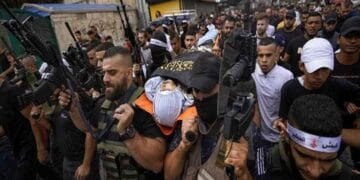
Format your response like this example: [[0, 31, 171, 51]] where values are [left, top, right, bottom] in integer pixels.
[[0, 0, 359, 179]]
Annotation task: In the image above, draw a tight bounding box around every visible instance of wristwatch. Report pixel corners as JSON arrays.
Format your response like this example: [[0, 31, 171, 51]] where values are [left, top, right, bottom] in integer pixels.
[[119, 124, 136, 141]]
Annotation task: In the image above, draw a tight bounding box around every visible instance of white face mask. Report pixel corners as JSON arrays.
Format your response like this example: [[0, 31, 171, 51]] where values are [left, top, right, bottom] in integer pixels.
[[153, 89, 184, 127]]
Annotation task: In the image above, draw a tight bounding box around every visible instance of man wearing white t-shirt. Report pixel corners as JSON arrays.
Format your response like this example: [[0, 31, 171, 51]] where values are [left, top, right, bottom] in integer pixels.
[[251, 37, 293, 178]]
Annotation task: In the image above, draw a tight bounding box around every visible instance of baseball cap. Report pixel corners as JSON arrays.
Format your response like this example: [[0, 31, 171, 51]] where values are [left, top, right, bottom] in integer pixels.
[[286, 10, 296, 18], [340, 16, 360, 36], [274, 33, 286, 47], [189, 53, 220, 93], [301, 38, 334, 73], [325, 12, 337, 23]]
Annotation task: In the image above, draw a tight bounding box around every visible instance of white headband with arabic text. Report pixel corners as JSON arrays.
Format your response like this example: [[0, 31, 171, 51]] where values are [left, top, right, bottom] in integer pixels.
[[287, 123, 341, 153]]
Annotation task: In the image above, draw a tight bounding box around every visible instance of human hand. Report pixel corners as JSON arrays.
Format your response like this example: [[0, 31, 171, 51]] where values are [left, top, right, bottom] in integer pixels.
[[58, 89, 72, 107], [58, 89, 79, 111], [37, 149, 49, 165], [114, 104, 134, 134], [180, 117, 198, 151], [224, 137, 252, 180], [272, 118, 286, 137], [345, 102, 360, 114], [74, 164, 90, 180]]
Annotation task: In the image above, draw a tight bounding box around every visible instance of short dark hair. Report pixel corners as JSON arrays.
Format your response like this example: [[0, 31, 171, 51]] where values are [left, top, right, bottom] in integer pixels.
[[95, 42, 115, 52], [137, 29, 148, 38], [185, 30, 196, 36], [288, 94, 342, 137], [103, 46, 130, 58], [103, 46, 132, 67], [306, 12, 322, 22], [256, 13, 269, 22], [169, 31, 180, 41], [225, 16, 236, 23], [258, 37, 277, 46]]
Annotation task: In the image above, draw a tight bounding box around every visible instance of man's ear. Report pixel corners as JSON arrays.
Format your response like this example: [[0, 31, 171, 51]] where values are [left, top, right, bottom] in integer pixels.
[[299, 62, 306, 73], [127, 66, 133, 80], [336, 35, 340, 45]]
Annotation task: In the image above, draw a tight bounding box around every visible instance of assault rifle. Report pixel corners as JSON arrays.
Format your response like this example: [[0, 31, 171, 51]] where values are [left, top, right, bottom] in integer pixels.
[[218, 28, 257, 180], [0, 2, 97, 137], [64, 22, 100, 91], [117, 0, 145, 83]]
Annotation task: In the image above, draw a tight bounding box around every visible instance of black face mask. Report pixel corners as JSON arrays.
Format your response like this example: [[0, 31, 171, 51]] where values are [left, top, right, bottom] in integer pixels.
[[194, 93, 218, 124]]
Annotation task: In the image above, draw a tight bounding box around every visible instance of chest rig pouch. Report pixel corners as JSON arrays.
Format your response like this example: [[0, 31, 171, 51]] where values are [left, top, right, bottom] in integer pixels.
[[97, 85, 144, 180]]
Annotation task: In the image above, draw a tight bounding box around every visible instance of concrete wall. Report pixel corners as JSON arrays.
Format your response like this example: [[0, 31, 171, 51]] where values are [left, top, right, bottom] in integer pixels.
[[50, 9, 139, 52]]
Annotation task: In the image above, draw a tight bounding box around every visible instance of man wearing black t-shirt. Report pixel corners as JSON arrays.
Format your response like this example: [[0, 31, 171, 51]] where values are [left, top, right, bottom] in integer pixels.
[[332, 16, 360, 172], [277, 10, 303, 49], [59, 46, 166, 179], [283, 12, 322, 77], [278, 38, 360, 151], [332, 16, 360, 87]]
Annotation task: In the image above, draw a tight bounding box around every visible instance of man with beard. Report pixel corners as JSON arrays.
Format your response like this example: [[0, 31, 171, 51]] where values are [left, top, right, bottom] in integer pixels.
[[137, 30, 152, 79], [226, 94, 359, 180], [59, 46, 166, 179], [164, 52, 255, 180], [277, 10, 303, 49], [276, 6, 289, 30], [283, 12, 322, 77], [255, 13, 273, 45], [319, 12, 339, 50], [336, 1, 359, 33], [219, 16, 236, 51]]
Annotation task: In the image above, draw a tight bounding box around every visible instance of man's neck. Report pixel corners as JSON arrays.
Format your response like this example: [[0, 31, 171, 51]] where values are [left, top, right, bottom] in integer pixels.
[[284, 24, 295, 32], [304, 32, 316, 40], [301, 76, 321, 90], [262, 64, 276, 75], [336, 51, 359, 65], [257, 32, 267, 38], [173, 48, 180, 55]]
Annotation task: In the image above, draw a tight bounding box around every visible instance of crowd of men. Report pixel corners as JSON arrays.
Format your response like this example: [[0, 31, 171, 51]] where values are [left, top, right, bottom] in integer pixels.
[[0, 0, 359, 179]]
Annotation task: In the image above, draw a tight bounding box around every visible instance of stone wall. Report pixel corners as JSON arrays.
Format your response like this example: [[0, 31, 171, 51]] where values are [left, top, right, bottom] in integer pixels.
[[50, 9, 138, 52]]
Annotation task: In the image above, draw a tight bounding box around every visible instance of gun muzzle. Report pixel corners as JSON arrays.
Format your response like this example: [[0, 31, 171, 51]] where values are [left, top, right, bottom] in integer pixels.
[[185, 131, 197, 142]]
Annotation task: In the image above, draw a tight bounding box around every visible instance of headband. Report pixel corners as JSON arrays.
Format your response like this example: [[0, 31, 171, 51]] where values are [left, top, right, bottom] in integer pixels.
[[287, 123, 341, 153], [150, 39, 168, 48]]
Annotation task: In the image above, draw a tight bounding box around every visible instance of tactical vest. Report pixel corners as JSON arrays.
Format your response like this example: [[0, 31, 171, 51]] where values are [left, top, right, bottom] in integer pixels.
[[182, 134, 228, 180], [97, 86, 144, 180]]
